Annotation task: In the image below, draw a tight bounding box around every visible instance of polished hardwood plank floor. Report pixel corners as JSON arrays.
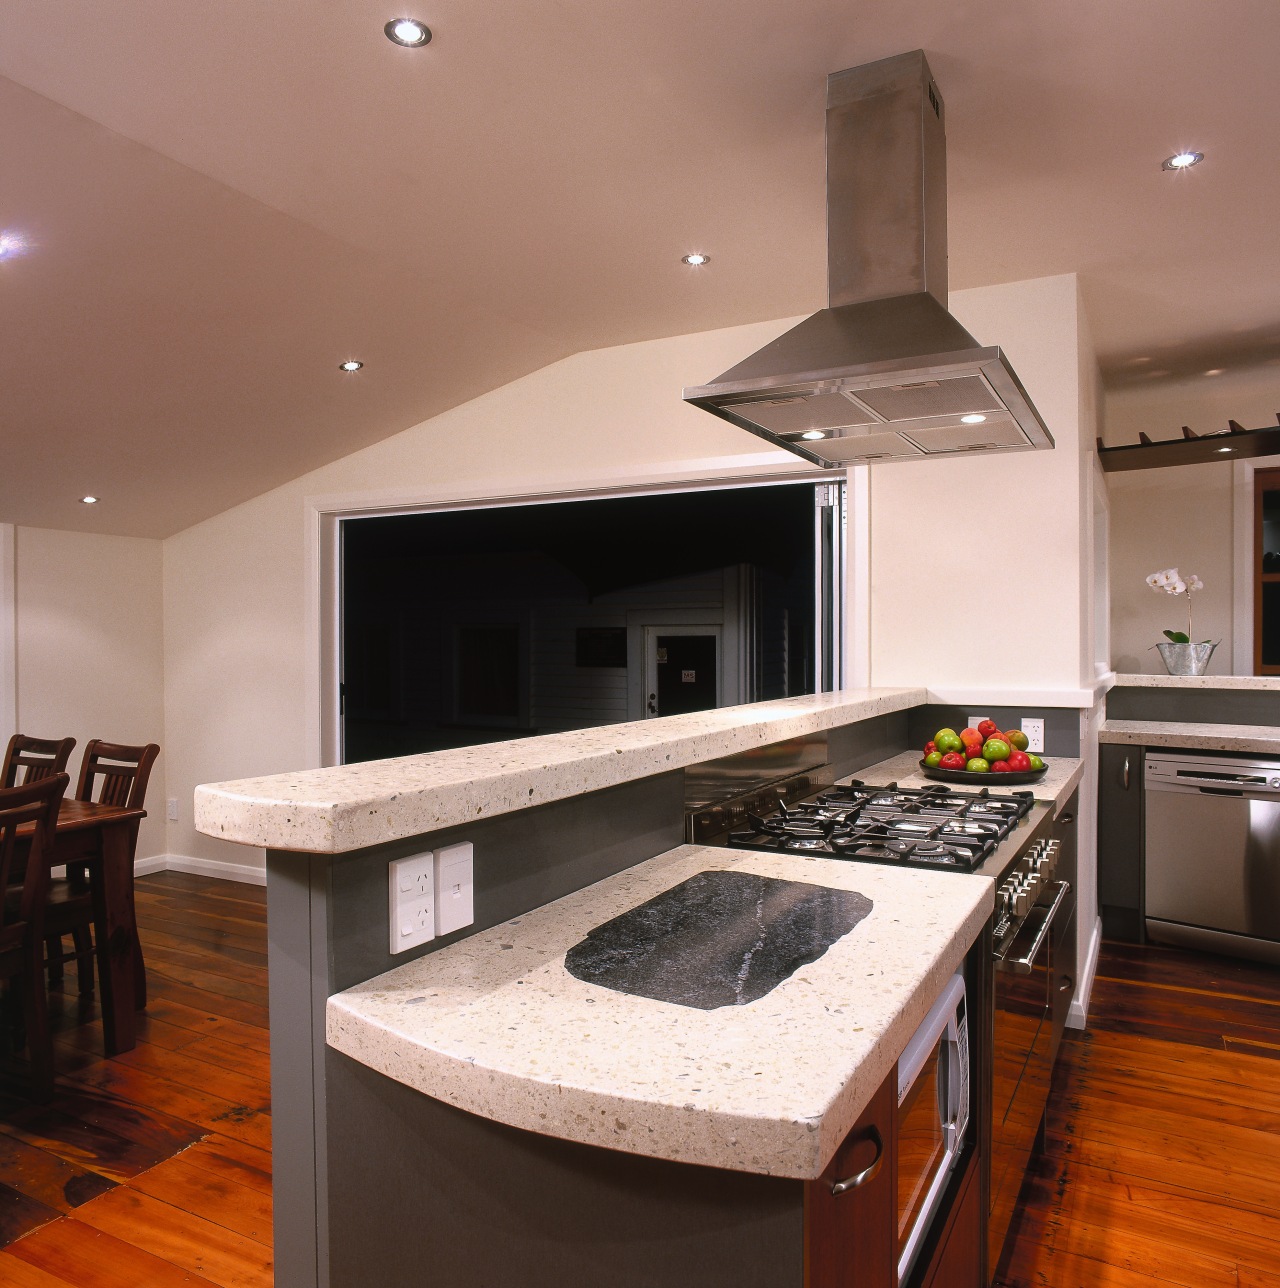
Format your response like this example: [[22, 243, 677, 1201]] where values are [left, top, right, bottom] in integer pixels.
[[0, 871, 271, 1287], [997, 939, 1280, 1288], [1, 879, 1277, 1288]]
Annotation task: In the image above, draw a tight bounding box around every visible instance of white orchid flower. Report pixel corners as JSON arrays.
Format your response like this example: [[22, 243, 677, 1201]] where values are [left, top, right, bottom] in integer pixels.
[[1187, 575, 1204, 591], [1147, 568, 1178, 591], [1170, 579, 1187, 595]]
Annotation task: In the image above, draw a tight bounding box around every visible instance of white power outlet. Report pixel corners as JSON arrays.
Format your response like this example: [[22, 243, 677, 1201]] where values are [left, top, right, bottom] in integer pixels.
[[389, 853, 436, 954], [166, 797, 179, 822], [1021, 718, 1045, 754]]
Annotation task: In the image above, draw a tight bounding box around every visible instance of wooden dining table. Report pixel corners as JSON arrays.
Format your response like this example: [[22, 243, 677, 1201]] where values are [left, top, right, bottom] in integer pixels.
[[22, 798, 148, 1056]]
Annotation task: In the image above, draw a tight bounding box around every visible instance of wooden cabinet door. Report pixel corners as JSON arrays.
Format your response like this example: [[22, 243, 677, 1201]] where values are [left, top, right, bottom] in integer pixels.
[[805, 1068, 897, 1288]]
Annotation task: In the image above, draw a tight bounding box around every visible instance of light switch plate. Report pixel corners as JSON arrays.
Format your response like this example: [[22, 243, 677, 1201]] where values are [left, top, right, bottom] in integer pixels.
[[435, 841, 474, 937], [389, 853, 435, 954], [1021, 718, 1045, 754], [166, 798, 178, 822]]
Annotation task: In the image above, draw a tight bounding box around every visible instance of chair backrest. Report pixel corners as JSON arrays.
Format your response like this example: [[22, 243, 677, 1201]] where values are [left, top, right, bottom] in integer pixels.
[[75, 741, 160, 811], [0, 773, 68, 942], [1, 735, 76, 788]]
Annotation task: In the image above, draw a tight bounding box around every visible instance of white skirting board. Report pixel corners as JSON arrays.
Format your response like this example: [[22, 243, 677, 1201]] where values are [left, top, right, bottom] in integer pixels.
[[1066, 915, 1103, 1030], [134, 853, 266, 887]]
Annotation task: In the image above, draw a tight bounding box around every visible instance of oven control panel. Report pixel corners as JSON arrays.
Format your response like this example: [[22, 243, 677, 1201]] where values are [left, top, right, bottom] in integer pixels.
[[994, 838, 1061, 944]]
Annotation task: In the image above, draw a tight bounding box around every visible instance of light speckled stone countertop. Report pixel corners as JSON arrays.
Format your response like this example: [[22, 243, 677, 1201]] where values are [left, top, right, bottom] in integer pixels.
[[1100, 720, 1280, 754], [1112, 673, 1280, 690], [848, 749, 1085, 813], [194, 688, 925, 854], [327, 844, 991, 1180]]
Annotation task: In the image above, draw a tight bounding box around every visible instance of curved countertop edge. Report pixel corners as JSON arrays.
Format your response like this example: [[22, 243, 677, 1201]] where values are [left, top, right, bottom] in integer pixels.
[[194, 687, 926, 854], [326, 844, 992, 1180], [1111, 673, 1280, 691], [1100, 719, 1280, 755]]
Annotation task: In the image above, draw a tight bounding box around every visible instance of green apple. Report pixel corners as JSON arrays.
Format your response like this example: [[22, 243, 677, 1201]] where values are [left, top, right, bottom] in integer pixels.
[[1027, 753, 1045, 771], [966, 757, 991, 773], [924, 751, 943, 768], [982, 738, 1011, 763]]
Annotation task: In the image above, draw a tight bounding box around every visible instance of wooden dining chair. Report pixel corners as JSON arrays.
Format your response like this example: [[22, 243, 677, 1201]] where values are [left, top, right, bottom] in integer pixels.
[[0, 772, 69, 1101], [1, 735, 76, 788], [45, 741, 160, 1001]]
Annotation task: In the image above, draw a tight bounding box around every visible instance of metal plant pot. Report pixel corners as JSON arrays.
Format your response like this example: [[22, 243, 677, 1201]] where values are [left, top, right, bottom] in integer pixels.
[[1156, 641, 1217, 676]]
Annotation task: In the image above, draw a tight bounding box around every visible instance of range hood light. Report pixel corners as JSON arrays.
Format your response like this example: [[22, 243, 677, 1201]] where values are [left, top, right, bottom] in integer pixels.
[[960, 414, 987, 424], [1162, 151, 1203, 171], [801, 430, 827, 440]]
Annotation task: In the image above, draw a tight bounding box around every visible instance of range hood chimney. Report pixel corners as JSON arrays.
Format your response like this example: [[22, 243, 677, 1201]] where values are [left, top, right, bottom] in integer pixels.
[[683, 51, 1053, 466]]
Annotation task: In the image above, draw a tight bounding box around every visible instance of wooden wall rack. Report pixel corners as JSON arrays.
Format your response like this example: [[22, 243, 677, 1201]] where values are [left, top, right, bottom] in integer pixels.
[[1098, 415, 1280, 472]]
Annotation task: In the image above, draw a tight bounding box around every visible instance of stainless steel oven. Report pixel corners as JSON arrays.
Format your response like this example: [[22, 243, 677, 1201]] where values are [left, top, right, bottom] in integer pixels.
[[988, 850, 1069, 1267]]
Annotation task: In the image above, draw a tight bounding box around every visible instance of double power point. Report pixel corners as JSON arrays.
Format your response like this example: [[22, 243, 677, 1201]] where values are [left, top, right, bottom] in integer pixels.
[[388, 842, 475, 954]]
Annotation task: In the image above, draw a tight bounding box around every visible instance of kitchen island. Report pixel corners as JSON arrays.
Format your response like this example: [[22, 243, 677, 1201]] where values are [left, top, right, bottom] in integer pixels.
[[195, 688, 1081, 1288]]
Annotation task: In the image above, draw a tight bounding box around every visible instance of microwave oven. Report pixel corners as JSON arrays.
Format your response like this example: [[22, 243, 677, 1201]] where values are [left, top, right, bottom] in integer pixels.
[[896, 972, 970, 1284]]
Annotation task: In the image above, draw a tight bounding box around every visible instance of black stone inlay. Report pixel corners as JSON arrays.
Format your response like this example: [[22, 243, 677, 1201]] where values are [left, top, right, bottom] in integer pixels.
[[563, 870, 873, 1010]]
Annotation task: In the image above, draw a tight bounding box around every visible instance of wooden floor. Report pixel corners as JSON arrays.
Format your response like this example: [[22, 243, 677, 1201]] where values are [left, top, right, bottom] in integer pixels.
[[0, 877, 1278, 1288], [997, 939, 1280, 1288], [0, 871, 271, 1287]]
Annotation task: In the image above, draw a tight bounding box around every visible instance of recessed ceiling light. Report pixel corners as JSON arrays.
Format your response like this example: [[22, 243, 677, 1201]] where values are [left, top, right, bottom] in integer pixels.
[[1217, 447, 1233, 454], [1204, 368, 1224, 376], [960, 414, 987, 424], [80, 495, 99, 504], [681, 253, 710, 267], [0, 230, 30, 260], [801, 430, 827, 440], [385, 18, 431, 46], [1162, 151, 1203, 171], [339, 360, 364, 372]]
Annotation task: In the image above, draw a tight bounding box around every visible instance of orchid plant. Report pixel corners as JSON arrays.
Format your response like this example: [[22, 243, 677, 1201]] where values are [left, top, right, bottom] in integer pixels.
[[1145, 567, 1205, 643]]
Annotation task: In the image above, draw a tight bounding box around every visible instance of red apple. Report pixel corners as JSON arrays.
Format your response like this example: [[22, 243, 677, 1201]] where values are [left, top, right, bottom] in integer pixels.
[[1007, 750, 1032, 772], [990, 759, 1012, 773], [923, 740, 938, 756], [977, 719, 1000, 741], [939, 751, 967, 770]]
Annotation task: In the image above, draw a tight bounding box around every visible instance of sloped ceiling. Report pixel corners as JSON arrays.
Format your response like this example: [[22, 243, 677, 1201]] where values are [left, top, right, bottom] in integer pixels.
[[2, 0, 1278, 536]]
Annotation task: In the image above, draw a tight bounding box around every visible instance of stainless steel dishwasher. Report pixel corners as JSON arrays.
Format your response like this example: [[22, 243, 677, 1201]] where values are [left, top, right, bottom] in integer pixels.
[[1145, 752, 1280, 964]]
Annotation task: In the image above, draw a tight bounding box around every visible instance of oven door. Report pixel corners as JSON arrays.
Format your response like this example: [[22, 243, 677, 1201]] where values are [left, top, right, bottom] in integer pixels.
[[989, 880, 1068, 1268], [896, 973, 969, 1285]]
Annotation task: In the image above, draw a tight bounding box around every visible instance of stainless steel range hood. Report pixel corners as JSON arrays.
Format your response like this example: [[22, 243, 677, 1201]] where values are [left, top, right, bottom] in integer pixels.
[[683, 51, 1053, 466]]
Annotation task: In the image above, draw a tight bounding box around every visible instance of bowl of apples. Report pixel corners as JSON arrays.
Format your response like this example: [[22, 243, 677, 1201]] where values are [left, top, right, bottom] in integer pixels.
[[919, 720, 1049, 784]]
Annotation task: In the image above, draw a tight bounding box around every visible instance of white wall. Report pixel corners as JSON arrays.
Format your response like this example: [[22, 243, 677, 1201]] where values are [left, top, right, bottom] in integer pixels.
[[14, 526, 166, 861], [1105, 367, 1280, 673], [163, 316, 810, 873], [868, 274, 1097, 697], [165, 274, 1101, 878]]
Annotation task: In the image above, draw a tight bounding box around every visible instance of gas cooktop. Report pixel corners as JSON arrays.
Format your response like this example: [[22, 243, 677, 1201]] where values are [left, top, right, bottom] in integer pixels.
[[723, 780, 1034, 872]]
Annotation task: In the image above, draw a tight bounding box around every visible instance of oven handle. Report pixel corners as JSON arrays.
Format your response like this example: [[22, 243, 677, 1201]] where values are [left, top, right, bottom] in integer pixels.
[[1005, 881, 1070, 975], [831, 1125, 883, 1195]]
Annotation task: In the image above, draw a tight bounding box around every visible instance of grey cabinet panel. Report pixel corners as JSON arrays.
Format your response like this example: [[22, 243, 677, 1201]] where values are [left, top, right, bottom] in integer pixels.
[[1097, 744, 1143, 940]]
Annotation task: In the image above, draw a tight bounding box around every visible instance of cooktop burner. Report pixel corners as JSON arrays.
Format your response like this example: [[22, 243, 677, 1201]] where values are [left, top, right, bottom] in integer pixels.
[[725, 780, 1034, 872]]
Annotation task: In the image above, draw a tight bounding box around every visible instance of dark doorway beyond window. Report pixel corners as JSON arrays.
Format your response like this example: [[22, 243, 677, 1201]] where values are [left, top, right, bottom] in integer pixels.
[[341, 484, 821, 763]]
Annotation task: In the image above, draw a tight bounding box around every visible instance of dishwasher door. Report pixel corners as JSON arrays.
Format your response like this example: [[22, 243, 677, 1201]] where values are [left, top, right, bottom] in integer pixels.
[[1144, 752, 1280, 964]]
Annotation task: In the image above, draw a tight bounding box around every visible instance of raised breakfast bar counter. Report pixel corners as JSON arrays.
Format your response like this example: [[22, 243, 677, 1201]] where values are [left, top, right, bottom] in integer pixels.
[[196, 689, 1072, 1288]]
